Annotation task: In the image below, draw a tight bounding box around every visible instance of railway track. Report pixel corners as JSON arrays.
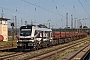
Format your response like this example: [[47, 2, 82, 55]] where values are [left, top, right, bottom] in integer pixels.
[[0, 45, 13, 49], [26, 40, 89, 60], [58, 42, 90, 60], [70, 43, 90, 60], [0, 52, 25, 60], [80, 49, 90, 60], [0, 43, 16, 50], [23, 38, 90, 60], [0, 38, 89, 60]]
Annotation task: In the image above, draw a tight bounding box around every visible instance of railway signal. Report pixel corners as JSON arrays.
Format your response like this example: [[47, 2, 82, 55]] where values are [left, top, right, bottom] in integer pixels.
[[11, 22, 14, 47]]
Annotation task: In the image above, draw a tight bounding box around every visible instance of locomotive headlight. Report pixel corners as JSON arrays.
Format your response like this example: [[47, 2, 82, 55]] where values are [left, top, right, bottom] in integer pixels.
[[30, 37, 34, 40], [50, 40, 52, 42], [31, 37, 34, 40], [17, 40, 18, 42]]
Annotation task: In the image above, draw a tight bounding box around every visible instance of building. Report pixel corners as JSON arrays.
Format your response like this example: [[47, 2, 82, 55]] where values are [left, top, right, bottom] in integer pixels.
[[0, 18, 10, 41]]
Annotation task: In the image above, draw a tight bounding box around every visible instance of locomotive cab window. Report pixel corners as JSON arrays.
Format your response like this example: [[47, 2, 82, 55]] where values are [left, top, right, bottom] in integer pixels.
[[34, 30, 38, 35], [20, 29, 32, 36]]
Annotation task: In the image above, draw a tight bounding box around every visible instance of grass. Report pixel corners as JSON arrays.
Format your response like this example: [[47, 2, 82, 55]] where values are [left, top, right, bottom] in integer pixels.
[[14, 36, 90, 60], [0, 52, 15, 56], [0, 38, 17, 57], [0, 36, 90, 60], [0, 38, 17, 47], [52, 49, 73, 60], [51, 38, 90, 60]]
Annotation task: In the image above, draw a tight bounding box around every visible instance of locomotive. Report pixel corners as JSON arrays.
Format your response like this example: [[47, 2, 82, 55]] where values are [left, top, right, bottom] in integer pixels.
[[17, 25, 52, 49], [17, 25, 87, 50]]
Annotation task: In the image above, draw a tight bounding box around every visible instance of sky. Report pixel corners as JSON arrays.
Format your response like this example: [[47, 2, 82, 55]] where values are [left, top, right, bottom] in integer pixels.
[[0, 0, 90, 28]]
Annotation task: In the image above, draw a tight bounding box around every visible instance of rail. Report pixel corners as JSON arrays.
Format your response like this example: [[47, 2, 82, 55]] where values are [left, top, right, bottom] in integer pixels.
[[80, 49, 90, 60]]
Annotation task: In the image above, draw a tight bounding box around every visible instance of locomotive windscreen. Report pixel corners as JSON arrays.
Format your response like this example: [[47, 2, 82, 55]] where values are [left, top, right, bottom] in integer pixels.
[[20, 26, 32, 36]]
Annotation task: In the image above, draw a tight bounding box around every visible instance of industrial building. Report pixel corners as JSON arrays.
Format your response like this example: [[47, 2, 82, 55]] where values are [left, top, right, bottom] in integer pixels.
[[0, 17, 10, 41]]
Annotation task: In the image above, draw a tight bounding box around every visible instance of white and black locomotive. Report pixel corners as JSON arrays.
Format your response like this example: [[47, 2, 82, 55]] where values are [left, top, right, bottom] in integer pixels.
[[17, 25, 52, 49]]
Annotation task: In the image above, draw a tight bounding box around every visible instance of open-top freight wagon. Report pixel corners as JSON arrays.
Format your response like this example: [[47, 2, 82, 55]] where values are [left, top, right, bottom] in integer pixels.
[[17, 25, 87, 50], [52, 32, 87, 45]]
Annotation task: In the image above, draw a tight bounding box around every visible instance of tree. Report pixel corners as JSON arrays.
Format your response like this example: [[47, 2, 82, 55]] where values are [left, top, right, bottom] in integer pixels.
[[79, 25, 82, 28], [83, 26, 88, 28], [38, 24, 48, 28]]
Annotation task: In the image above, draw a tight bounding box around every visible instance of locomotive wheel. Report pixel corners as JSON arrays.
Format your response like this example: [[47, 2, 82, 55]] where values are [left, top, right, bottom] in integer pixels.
[[32, 46, 38, 51], [32, 44, 39, 50]]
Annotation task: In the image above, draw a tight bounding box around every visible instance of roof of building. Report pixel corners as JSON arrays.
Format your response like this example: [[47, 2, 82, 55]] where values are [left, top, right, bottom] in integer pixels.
[[0, 18, 10, 21]]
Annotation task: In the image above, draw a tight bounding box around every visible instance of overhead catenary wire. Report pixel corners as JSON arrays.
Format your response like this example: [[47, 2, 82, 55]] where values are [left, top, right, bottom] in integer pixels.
[[73, 5, 77, 16], [0, 6, 51, 27], [78, 0, 90, 28], [0, 0, 50, 20], [85, 0, 90, 8], [0, 6, 48, 21], [0, 6, 26, 18], [52, 0, 58, 11], [1, 0, 89, 28], [21, 0, 68, 28], [52, 0, 65, 27], [78, 0, 90, 18], [0, 0, 66, 24], [21, 0, 65, 18]]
